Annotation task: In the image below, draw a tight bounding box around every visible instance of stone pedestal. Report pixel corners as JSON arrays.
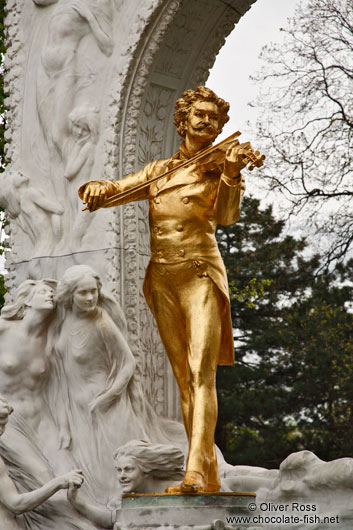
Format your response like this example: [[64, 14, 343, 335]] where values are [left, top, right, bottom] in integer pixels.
[[115, 492, 257, 529]]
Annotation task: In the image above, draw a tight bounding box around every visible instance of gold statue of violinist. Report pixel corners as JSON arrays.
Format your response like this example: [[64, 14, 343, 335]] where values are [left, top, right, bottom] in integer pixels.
[[79, 86, 265, 494]]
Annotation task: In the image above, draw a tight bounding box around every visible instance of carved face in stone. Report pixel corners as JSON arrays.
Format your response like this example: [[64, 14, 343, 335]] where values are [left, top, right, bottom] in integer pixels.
[[72, 275, 99, 315], [115, 456, 145, 494], [186, 101, 219, 147], [0, 398, 13, 437], [13, 172, 29, 188], [27, 283, 56, 312], [71, 120, 91, 141]]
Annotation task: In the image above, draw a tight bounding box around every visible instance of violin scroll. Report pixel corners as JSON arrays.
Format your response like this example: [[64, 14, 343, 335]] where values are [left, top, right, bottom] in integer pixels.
[[238, 141, 266, 171], [198, 137, 265, 174]]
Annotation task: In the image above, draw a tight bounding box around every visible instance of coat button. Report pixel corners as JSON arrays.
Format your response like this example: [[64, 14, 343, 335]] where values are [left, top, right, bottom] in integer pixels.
[[177, 249, 185, 257], [153, 227, 159, 233], [154, 197, 161, 204], [182, 197, 189, 204], [176, 224, 183, 232], [158, 251, 163, 257]]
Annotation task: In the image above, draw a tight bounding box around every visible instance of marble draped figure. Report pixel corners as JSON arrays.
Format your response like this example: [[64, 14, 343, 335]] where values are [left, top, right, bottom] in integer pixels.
[[0, 270, 186, 528]]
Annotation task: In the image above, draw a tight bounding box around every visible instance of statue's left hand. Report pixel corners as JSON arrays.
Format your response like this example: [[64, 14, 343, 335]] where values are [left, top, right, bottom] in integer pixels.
[[223, 144, 249, 180]]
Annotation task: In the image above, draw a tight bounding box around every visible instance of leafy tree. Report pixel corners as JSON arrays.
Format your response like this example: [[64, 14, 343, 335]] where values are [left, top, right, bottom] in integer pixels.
[[252, 0, 353, 267], [215, 196, 353, 468]]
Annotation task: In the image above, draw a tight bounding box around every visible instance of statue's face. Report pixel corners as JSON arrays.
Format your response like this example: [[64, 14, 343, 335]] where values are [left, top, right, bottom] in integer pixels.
[[115, 456, 145, 494], [185, 101, 219, 146], [13, 172, 29, 187], [0, 400, 13, 436], [28, 283, 56, 312], [72, 276, 99, 315], [71, 120, 90, 141]]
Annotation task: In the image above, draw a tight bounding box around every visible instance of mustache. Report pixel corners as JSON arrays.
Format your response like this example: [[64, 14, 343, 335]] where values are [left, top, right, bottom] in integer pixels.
[[193, 123, 217, 131]]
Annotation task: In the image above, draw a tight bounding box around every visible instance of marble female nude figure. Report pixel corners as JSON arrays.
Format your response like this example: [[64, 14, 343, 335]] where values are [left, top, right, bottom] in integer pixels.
[[0, 279, 97, 530], [0, 279, 71, 479], [0, 396, 83, 530], [33, 0, 114, 159]]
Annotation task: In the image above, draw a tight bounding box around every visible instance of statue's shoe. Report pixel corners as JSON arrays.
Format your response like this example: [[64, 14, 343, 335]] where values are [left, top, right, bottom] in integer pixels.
[[205, 482, 221, 493], [164, 484, 183, 493], [165, 471, 220, 494]]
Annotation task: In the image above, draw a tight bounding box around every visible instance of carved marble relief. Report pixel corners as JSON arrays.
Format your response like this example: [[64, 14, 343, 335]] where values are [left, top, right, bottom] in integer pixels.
[[0, 268, 187, 528], [3, 0, 256, 434]]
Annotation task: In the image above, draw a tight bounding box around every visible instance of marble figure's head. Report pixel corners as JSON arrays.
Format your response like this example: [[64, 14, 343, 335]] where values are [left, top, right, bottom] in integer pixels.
[[12, 171, 29, 188], [1, 279, 58, 320], [114, 440, 185, 494], [0, 396, 14, 436], [68, 105, 99, 143], [56, 265, 102, 315], [174, 86, 230, 139]]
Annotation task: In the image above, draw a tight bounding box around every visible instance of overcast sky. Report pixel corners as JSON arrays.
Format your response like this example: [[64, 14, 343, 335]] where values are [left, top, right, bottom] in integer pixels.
[[208, 0, 303, 136]]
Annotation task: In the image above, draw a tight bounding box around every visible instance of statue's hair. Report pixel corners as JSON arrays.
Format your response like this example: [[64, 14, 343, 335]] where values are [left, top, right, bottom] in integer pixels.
[[114, 439, 185, 480], [55, 265, 127, 334], [68, 105, 100, 144], [55, 265, 102, 308], [174, 86, 230, 138], [1, 279, 58, 320]]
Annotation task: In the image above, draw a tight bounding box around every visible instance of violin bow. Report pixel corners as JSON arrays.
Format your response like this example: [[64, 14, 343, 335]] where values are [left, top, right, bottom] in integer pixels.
[[83, 131, 242, 211]]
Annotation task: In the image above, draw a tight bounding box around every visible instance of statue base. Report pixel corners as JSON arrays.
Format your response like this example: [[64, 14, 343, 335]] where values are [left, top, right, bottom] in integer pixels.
[[115, 492, 257, 529]]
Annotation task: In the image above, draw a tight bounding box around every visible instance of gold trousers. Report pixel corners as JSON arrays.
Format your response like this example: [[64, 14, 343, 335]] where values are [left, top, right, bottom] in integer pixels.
[[148, 260, 223, 487]]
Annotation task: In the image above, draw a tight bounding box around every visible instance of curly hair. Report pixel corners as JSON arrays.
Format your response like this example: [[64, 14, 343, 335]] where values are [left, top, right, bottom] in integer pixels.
[[174, 86, 230, 138]]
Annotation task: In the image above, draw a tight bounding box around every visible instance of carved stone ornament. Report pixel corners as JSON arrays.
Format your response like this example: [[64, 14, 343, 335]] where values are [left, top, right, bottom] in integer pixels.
[[1, 1, 260, 528], [2, 0, 256, 418], [2, 2, 353, 529]]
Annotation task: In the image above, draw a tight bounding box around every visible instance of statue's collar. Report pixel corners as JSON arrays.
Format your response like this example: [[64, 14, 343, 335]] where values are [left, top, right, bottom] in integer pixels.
[[176, 141, 213, 161]]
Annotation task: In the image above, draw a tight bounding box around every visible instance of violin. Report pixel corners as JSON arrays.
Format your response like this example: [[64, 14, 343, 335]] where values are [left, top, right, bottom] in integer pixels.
[[83, 131, 266, 210], [198, 136, 266, 173]]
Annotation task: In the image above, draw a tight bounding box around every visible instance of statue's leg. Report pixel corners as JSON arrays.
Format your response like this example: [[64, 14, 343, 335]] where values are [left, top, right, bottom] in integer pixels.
[[148, 263, 222, 492], [179, 275, 222, 491], [148, 263, 191, 436]]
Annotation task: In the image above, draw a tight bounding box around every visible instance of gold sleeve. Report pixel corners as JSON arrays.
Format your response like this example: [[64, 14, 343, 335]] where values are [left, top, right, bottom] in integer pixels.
[[213, 174, 246, 226]]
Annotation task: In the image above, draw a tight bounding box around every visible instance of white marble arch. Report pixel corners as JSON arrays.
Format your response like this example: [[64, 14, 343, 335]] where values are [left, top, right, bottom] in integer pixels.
[[3, 0, 257, 419]]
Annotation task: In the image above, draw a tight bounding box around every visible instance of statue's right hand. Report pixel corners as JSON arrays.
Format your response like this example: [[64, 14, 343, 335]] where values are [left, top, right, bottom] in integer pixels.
[[82, 182, 109, 212]]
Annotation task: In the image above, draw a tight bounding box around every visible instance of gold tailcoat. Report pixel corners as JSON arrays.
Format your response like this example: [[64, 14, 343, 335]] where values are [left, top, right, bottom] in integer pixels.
[[79, 145, 245, 365]]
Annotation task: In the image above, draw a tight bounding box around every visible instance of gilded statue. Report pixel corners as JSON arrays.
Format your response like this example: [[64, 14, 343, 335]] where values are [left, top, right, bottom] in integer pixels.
[[79, 86, 265, 494]]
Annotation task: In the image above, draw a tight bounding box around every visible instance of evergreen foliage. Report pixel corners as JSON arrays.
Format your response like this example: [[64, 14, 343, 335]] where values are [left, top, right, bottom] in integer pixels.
[[216, 196, 353, 468]]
